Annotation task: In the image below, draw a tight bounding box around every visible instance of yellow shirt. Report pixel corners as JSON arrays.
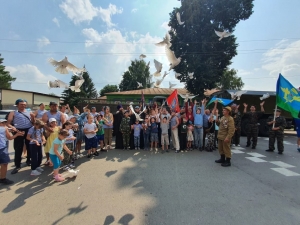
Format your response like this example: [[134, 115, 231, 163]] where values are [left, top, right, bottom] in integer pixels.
[[44, 126, 60, 153]]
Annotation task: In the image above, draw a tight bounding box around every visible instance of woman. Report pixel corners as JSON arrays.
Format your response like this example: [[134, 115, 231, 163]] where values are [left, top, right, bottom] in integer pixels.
[[34, 103, 47, 119], [103, 106, 114, 150], [205, 112, 216, 152]]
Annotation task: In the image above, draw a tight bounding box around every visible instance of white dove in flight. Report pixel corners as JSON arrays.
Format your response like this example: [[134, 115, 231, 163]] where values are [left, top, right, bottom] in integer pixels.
[[70, 79, 85, 92], [176, 12, 184, 25], [260, 93, 270, 101], [48, 56, 84, 74], [214, 30, 231, 41], [47, 80, 69, 89], [155, 32, 172, 48], [153, 59, 163, 77], [165, 46, 181, 71], [73, 71, 84, 79], [175, 73, 181, 79], [139, 54, 146, 59], [137, 82, 143, 88], [188, 72, 194, 79], [179, 93, 198, 103], [129, 105, 146, 121], [228, 90, 247, 100], [169, 81, 176, 88]]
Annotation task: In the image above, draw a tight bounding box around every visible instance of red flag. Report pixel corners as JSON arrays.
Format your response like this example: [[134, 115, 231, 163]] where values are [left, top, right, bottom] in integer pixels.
[[166, 89, 180, 112]]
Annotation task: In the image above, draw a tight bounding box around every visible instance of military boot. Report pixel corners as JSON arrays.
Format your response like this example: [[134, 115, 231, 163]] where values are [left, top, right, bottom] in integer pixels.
[[215, 154, 225, 163], [221, 158, 231, 167]]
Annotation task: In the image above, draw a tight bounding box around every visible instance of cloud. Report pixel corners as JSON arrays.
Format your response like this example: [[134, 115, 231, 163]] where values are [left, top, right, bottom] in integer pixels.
[[52, 17, 60, 27], [6, 64, 61, 94], [37, 36, 51, 48], [131, 8, 138, 13], [161, 21, 170, 31], [59, 0, 122, 27], [81, 28, 184, 89]]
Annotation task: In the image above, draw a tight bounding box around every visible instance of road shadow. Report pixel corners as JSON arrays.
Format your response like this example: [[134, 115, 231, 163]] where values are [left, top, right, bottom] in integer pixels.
[[52, 202, 88, 225]]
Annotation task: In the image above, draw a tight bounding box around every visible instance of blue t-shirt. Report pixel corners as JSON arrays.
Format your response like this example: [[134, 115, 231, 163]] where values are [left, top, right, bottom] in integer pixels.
[[27, 126, 44, 144], [49, 137, 65, 155], [151, 122, 158, 133], [133, 124, 142, 137]]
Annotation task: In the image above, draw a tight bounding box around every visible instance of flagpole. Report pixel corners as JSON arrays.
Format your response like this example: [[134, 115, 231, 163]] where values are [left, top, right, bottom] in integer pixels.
[[273, 104, 277, 129]]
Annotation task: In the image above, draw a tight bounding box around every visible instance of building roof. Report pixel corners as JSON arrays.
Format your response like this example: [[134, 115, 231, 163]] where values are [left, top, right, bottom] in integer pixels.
[[0, 88, 61, 98], [106, 88, 189, 95]]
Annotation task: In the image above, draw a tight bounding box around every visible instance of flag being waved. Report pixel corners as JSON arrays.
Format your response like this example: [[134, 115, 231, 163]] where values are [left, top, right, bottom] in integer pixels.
[[276, 74, 300, 118], [207, 97, 234, 107], [166, 89, 180, 112]]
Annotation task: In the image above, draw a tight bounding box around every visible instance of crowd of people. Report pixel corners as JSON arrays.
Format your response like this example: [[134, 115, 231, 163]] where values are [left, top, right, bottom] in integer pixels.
[[0, 97, 299, 185]]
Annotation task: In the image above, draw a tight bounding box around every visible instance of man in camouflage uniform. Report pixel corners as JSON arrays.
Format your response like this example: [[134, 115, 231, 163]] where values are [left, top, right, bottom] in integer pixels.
[[265, 109, 286, 154], [231, 104, 241, 146], [243, 101, 265, 149], [120, 111, 131, 150]]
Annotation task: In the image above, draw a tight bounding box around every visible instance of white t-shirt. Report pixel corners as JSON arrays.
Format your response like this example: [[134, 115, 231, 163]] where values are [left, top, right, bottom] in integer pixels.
[[65, 129, 75, 144], [84, 123, 97, 138]]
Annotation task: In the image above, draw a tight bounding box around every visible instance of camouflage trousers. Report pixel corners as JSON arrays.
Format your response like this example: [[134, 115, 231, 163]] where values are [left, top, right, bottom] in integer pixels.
[[62, 143, 74, 166], [122, 131, 130, 149], [247, 124, 258, 147], [269, 130, 284, 152]]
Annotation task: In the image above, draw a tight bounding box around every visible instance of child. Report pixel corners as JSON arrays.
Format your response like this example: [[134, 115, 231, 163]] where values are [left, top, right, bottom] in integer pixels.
[[44, 118, 61, 166], [131, 119, 143, 150], [84, 114, 98, 158], [205, 114, 216, 152], [120, 110, 131, 150], [49, 129, 73, 182], [95, 114, 105, 152], [187, 121, 194, 151], [160, 116, 170, 153], [149, 117, 158, 152], [180, 112, 187, 152], [62, 121, 76, 169], [142, 116, 150, 151], [26, 119, 46, 176], [0, 119, 24, 185]]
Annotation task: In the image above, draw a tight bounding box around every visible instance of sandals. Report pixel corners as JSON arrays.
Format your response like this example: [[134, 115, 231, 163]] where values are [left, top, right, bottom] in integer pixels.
[[54, 174, 65, 182], [44, 160, 50, 165]]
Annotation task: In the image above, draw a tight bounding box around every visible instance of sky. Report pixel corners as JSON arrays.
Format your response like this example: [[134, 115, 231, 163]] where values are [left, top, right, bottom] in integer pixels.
[[0, 0, 300, 97]]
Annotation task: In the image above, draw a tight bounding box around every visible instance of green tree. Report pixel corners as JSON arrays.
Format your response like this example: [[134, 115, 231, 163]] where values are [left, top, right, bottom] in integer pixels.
[[48, 92, 58, 96], [99, 84, 119, 96], [0, 54, 16, 89], [61, 70, 98, 108], [119, 59, 151, 91], [168, 0, 254, 96], [216, 69, 244, 90]]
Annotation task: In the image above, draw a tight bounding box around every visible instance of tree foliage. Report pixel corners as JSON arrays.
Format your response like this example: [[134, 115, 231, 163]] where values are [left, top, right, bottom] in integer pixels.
[[168, 0, 254, 96], [100, 84, 119, 96], [216, 69, 244, 90], [0, 54, 16, 89], [119, 59, 151, 91], [61, 70, 98, 108]]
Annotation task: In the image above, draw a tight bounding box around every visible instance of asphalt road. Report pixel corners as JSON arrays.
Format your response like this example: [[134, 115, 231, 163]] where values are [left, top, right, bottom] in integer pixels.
[[1, 134, 300, 225]]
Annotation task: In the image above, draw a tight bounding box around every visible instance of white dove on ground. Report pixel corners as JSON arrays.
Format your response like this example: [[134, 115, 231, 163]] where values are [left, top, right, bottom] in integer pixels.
[[175, 73, 181, 79], [176, 12, 184, 25], [169, 81, 177, 88], [214, 30, 231, 41], [47, 80, 69, 89], [67, 169, 80, 178], [153, 59, 163, 77], [179, 93, 198, 102], [229, 90, 247, 100], [48, 56, 84, 74], [70, 79, 85, 92], [73, 71, 84, 79], [165, 46, 181, 71], [260, 93, 270, 101], [129, 105, 147, 121], [137, 82, 143, 88], [155, 32, 172, 48], [188, 72, 194, 79], [139, 54, 146, 59]]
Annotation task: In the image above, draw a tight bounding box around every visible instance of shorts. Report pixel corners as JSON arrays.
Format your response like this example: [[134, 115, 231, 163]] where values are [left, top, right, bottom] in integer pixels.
[[49, 154, 61, 169], [0, 147, 10, 164], [296, 119, 300, 137], [161, 134, 169, 146], [97, 134, 104, 142], [85, 136, 98, 150], [150, 133, 158, 142]]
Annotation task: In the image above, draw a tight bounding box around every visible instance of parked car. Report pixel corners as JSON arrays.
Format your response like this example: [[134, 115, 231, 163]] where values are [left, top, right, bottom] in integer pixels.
[[0, 110, 14, 120]]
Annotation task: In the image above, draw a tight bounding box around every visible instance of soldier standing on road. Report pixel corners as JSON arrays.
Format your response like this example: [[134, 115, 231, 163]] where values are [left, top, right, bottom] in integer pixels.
[[265, 109, 286, 154], [231, 104, 241, 147], [243, 101, 265, 149]]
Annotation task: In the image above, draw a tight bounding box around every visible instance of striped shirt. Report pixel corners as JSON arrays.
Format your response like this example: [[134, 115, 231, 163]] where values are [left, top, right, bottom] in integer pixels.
[[46, 111, 62, 126], [13, 110, 32, 129], [0, 126, 8, 149], [36, 109, 47, 119]]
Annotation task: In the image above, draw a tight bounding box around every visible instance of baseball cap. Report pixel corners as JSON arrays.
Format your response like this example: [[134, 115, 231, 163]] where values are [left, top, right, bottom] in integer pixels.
[[49, 118, 57, 123], [0, 119, 7, 123], [15, 99, 27, 105], [49, 102, 58, 106]]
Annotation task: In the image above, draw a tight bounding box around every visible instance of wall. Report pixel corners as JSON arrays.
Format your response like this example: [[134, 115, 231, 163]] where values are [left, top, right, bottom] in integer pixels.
[[1, 89, 33, 105], [34, 94, 60, 105]]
